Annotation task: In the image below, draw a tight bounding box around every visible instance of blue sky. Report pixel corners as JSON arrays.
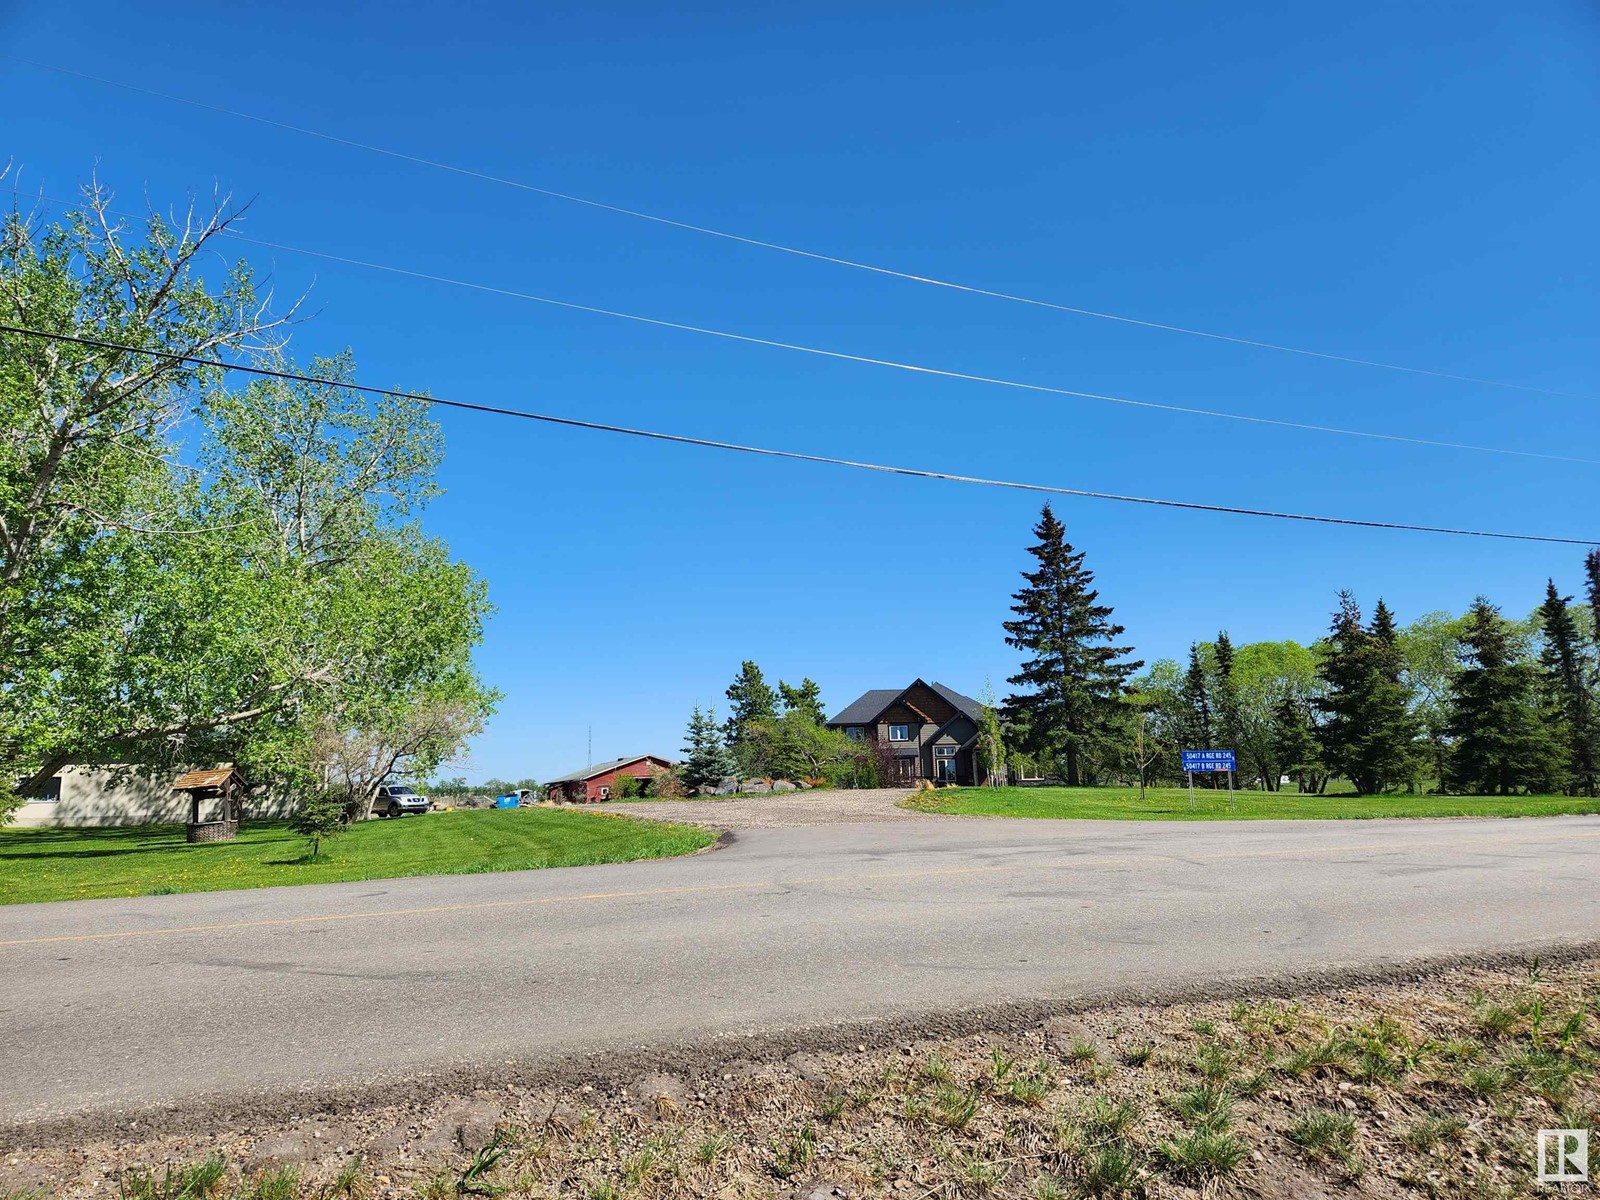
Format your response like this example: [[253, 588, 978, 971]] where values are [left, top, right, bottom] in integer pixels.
[[4, 1, 1596, 782]]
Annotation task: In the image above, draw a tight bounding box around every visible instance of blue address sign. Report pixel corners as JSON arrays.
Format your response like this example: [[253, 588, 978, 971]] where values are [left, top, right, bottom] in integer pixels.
[[1181, 749, 1236, 773]]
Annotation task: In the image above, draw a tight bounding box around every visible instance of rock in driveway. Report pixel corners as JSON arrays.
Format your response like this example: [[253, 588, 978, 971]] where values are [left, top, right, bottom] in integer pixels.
[[771, 780, 799, 792], [740, 779, 772, 794]]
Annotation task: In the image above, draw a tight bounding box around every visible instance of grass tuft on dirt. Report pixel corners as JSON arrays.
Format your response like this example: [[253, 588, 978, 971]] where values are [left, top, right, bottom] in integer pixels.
[[905, 784, 1600, 821], [0, 809, 717, 905]]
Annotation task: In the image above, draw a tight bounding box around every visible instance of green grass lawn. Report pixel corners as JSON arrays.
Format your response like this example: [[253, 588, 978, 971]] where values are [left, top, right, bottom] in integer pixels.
[[904, 785, 1600, 822], [0, 808, 717, 905]]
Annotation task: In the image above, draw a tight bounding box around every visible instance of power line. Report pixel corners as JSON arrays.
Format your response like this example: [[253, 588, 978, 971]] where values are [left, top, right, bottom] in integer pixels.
[[212, 228, 1600, 467], [7, 53, 1586, 403], [29, 190, 1582, 466], [3, 322, 1590, 547]]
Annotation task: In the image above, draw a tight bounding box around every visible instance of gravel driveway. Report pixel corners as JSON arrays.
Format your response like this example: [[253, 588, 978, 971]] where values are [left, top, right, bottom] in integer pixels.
[[605, 787, 929, 829]]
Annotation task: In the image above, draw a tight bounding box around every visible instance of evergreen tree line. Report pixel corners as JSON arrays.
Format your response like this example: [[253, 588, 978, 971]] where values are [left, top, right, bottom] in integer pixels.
[[679, 662, 873, 792], [1000, 504, 1600, 797]]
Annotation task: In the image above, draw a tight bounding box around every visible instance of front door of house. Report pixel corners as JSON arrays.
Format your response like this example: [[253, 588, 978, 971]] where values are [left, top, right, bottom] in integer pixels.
[[934, 745, 958, 783]]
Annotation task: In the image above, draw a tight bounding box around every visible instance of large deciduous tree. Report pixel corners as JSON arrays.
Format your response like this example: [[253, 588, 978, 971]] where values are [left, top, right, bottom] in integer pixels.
[[1398, 610, 1467, 786], [1002, 504, 1141, 786], [0, 185, 286, 815], [0, 185, 495, 821], [1229, 639, 1321, 792]]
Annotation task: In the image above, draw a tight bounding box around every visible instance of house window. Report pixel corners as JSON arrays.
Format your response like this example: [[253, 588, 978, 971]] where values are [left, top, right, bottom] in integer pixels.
[[35, 776, 61, 803], [600, 785, 611, 799], [888, 724, 911, 742], [844, 727, 865, 741], [934, 745, 958, 782]]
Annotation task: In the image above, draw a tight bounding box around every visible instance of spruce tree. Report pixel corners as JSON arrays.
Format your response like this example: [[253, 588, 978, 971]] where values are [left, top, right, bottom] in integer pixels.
[[723, 661, 777, 746], [778, 678, 827, 726], [1312, 593, 1420, 794], [1445, 599, 1564, 795], [1536, 580, 1596, 796], [681, 705, 737, 792], [1270, 692, 1319, 793], [1586, 550, 1600, 637], [1365, 599, 1423, 792], [1314, 592, 1377, 793], [1002, 504, 1142, 786], [1212, 631, 1244, 756], [1178, 644, 1213, 784]]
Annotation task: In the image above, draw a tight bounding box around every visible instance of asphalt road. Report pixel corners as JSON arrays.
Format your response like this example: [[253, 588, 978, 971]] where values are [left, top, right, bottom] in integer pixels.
[[3, 814, 1598, 1125]]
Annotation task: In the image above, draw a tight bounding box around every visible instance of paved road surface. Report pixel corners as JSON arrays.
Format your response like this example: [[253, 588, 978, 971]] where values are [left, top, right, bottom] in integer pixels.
[[3, 815, 1598, 1125]]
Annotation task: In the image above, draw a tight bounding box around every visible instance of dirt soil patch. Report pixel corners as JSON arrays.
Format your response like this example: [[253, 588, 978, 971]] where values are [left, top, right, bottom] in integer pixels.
[[609, 788, 928, 829], [4, 957, 1597, 1198]]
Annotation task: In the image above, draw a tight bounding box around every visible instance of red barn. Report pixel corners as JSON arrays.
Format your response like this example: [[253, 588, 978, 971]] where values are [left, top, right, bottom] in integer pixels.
[[545, 755, 675, 804]]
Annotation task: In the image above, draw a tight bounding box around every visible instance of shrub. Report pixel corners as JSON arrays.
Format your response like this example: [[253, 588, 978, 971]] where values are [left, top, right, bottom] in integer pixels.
[[289, 789, 352, 860], [645, 768, 685, 798]]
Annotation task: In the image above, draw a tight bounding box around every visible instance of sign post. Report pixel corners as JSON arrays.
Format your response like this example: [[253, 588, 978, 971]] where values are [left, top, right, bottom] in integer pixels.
[[1181, 750, 1237, 811]]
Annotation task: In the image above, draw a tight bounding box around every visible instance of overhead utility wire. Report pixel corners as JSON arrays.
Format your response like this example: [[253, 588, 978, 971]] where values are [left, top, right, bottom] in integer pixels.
[[3, 323, 1590, 547], [217, 228, 1600, 467], [29, 190, 1585, 468], [6, 53, 1585, 402]]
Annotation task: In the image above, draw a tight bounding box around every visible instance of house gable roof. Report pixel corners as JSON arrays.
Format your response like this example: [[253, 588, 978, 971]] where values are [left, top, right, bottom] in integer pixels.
[[545, 755, 674, 785], [827, 680, 987, 728], [826, 689, 901, 726], [927, 682, 986, 722]]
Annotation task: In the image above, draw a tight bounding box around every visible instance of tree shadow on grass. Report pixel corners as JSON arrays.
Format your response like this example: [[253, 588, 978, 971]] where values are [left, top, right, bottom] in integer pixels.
[[0, 822, 298, 863]]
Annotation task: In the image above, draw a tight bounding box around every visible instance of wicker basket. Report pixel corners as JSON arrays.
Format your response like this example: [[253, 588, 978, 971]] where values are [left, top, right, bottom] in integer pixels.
[[186, 820, 239, 844]]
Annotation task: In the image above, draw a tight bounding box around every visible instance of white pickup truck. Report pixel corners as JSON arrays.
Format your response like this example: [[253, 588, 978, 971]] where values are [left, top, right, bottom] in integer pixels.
[[372, 783, 430, 817]]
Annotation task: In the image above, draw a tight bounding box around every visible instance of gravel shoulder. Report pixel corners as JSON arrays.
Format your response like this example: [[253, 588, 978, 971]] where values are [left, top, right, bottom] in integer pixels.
[[608, 787, 927, 829], [6, 948, 1597, 1198]]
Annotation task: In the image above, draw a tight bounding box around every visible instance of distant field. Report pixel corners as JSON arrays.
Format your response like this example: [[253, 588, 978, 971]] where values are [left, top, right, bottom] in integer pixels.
[[904, 785, 1600, 822], [0, 808, 717, 905]]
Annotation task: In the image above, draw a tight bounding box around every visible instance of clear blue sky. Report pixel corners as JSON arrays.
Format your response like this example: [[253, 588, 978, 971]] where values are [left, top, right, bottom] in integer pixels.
[[4, 1, 1596, 782]]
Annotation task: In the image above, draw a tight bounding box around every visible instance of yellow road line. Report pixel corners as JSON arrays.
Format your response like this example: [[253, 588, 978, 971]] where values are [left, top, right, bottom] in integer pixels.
[[3, 829, 1595, 949]]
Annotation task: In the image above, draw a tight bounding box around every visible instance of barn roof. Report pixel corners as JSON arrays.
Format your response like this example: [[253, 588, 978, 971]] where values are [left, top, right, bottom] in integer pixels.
[[545, 755, 674, 785]]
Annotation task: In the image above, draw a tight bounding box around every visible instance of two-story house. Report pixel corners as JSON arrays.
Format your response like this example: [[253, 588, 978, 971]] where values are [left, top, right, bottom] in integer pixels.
[[825, 679, 999, 786]]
